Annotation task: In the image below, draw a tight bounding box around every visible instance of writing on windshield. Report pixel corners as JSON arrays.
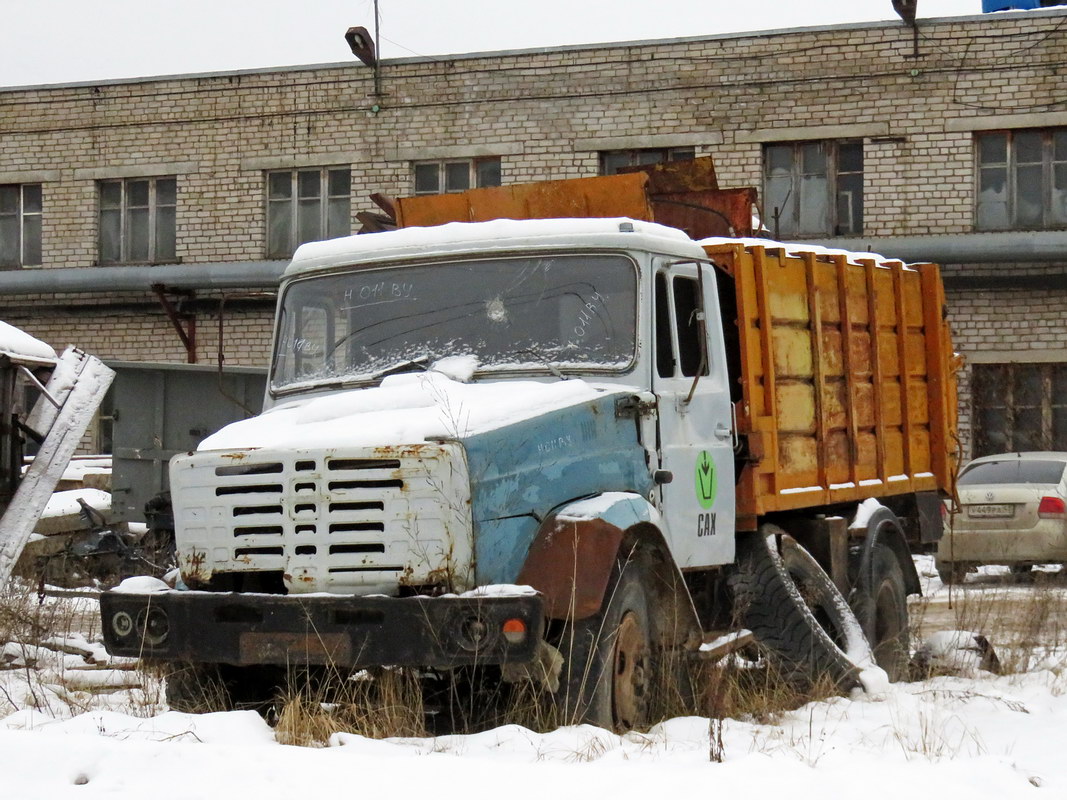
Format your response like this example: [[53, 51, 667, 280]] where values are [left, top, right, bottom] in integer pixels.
[[271, 254, 637, 392]]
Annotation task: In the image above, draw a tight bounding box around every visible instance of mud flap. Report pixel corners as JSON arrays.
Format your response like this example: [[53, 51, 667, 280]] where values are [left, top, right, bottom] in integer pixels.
[[0, 348, 115, 583]]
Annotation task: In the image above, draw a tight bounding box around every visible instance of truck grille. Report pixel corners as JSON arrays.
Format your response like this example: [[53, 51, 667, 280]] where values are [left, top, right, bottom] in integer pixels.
[[172, 446, 471, 594]]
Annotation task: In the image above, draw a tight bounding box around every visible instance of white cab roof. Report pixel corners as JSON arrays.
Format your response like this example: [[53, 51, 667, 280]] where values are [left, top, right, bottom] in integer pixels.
[[284, 218, 706, 279]]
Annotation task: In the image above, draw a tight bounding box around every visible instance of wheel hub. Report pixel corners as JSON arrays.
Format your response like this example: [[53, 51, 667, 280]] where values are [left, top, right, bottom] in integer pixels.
[[612, 611, 649, 730]]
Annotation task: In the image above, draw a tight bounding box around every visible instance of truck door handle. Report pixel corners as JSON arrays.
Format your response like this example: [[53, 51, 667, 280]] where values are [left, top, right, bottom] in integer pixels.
[[715, 424, 731, 440]]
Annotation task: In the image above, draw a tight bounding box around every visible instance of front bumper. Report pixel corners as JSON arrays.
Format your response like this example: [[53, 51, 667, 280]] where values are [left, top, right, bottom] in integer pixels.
[[100, 590, 543, 669]]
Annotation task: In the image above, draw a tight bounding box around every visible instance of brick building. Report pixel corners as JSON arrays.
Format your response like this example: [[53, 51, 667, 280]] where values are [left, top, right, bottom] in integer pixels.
[[2, 8, 1067, 457]]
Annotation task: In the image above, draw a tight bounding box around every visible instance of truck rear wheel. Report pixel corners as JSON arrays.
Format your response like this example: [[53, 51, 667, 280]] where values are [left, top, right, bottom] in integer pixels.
[[731, 526, 868, 689], [851, 542, 910, 681], [555, 556, 652, 731]]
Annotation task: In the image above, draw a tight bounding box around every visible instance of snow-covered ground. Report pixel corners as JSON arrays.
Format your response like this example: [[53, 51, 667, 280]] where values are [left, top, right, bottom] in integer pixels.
[[3, 559, 1066, 799]]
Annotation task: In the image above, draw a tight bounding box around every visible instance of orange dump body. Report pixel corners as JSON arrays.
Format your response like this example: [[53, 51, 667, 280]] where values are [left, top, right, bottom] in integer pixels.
[[705, 241, 958, 524], [394, 158, 756, 239]]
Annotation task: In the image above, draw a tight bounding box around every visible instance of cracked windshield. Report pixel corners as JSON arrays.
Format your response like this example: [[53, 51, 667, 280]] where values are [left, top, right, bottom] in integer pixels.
[[271, 253, 637, 391]]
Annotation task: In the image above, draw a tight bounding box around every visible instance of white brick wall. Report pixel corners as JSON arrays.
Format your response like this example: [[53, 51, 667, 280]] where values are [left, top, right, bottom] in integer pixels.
[[2, 11, 1067, 455]]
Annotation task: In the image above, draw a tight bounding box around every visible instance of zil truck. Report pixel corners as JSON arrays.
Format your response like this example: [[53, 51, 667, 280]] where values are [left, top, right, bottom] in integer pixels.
[[101, 163, 957, 731]]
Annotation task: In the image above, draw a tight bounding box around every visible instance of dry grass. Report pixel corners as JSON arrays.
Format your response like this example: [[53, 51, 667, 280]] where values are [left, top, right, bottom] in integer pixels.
[[910, 568, 1067, 677], [273, 667, 426, 746], [1, 580, 162, 719]]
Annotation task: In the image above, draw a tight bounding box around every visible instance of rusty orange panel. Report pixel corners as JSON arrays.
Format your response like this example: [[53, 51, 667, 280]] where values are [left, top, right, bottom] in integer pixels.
[[394, 172, 656, 228], [619, 155, 721, 192], [650, 188, 757, 238]]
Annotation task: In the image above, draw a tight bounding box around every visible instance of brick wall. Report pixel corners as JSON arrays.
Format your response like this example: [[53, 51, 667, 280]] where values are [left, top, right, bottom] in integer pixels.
[[3, 11, 1067, 456]]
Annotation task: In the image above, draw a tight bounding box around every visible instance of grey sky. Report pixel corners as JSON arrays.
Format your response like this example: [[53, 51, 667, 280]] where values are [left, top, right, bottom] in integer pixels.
[[0, 1, 1001, 88]]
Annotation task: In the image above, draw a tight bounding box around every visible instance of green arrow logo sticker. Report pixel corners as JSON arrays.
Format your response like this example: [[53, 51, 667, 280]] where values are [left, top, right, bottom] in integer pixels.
[[696, 450, 717, 509]]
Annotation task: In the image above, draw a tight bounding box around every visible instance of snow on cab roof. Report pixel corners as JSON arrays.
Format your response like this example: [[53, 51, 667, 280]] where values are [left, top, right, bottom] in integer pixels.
[[699, 237, 920, 270], [285, 218, 705, 278], [0, 320, 56, 364]]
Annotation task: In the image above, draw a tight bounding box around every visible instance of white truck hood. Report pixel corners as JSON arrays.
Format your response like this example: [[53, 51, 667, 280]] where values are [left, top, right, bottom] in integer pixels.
[[200, 372, 614, 451]]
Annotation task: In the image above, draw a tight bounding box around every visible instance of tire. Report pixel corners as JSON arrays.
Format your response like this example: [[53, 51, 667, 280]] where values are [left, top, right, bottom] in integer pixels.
[[730, 526, 869, 690], [555, 555, 653, 732], [851, 543, 910, 681]]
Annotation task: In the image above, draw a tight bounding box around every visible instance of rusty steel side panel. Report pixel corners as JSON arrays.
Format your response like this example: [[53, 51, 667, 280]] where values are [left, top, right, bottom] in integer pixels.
[[705, 242, 957, 519], [394, 173, 655, 228], [650, 187, 757, 239], [516, 515, 623, 621], [618, 156, 720, 192]]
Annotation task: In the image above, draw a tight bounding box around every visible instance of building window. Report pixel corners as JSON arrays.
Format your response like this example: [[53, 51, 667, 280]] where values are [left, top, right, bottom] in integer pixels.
[[599, 147, 695, 176], [972, 363, 1067, 457], [266, 168, 351, 259], [0, 184, 42, 268], [413, 158, 501, 195], [763, 140, 863, 238], [976, 129, 1067, 231], [98, 177, 176, 264]]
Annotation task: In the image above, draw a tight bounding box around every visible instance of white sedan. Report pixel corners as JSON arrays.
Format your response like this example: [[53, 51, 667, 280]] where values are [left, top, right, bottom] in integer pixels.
[[936, 452, 1067, 583]]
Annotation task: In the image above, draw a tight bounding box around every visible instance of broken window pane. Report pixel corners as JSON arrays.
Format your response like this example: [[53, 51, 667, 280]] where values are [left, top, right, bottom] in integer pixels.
[[977, 166, 1009, 230], [798, 171, 829, 233]]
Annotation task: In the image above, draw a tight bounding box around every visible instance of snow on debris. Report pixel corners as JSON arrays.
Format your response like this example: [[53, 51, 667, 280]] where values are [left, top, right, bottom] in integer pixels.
[[850, 497, 887, 530], [201, 372, 618, 451], [111, 575, 170, 594], [0, 320, 56, 362], [38, 489, 110, 522], [59, 457, 112, 483], [555, 491, 647, 520]]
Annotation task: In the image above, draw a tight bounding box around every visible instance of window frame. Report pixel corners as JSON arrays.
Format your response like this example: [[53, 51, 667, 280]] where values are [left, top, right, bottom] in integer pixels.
[[971, 362, 1067, 457], [0, 183, 42, 268], [762, 139, 864, 238], [598, 147, 696, 176], [654, 268, 709, 380], [97, 176, 177, 265], [411, 157, 502, 195], [265, 166, 351, 259], [975, 128, 1067, 231]]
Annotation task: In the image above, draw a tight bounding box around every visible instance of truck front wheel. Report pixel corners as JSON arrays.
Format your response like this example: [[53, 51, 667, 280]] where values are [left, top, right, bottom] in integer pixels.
[[556, 556, 653, 732]]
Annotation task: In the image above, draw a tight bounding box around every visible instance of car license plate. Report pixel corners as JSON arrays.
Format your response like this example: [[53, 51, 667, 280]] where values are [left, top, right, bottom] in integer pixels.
[[967, 503, 1013, 518]]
